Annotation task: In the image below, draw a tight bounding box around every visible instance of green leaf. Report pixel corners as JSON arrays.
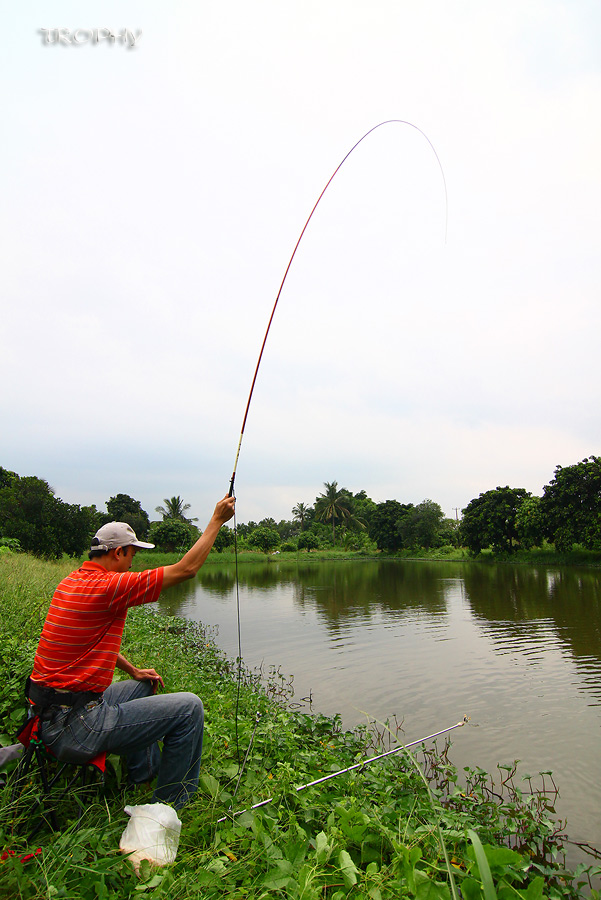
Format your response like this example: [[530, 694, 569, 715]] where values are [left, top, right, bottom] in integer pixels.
[[237, 810, 255, 829], [93, 876, 108, 900], [461, 876, 485, 900], [195, 868, 223, 887], [361, 839, 382, 865], [413, 869, 451, 900], [285, 829, 308, 867], [135, 874, 164, 892], [481, 845, 524, 870], [262, 874, 293, 891], [200, 772, 220, 798], [137, 859, 152, 882], [314, 830, 332, 864], [206, 857, 227, 875], [410, 845, 423, 866], [338, 849, 359, 889], [520, 876, 544, 900]]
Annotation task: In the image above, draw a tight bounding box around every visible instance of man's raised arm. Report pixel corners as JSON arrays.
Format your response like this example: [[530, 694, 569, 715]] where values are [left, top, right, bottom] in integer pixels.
[[161, 495, 235, 590]]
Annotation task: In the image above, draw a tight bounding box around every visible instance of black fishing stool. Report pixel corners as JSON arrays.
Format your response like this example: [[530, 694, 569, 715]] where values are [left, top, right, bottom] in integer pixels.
[[11, 713, 106, 837]]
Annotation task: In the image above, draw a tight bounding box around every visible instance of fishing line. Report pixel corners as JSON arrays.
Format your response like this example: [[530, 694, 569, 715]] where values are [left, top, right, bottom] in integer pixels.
[[228, 710, 261, 819], [217, 716, 468, 824], [227, 120, 447, 775], [232, 504, 243, 766]]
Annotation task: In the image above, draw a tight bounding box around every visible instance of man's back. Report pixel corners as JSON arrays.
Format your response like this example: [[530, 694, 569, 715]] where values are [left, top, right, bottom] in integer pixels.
[[31, 562, 163, 692]]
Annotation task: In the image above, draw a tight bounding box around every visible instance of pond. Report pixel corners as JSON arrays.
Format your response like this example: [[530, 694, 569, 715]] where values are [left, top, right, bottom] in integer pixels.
[[156, 558, 601, 868]]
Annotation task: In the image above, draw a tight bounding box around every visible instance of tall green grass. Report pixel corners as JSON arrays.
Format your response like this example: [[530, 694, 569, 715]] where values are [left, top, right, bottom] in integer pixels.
[[0, 553, 73, 639]]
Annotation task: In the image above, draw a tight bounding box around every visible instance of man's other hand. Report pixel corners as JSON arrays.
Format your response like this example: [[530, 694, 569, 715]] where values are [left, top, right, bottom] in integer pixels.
[[132, 667, 165, 694]]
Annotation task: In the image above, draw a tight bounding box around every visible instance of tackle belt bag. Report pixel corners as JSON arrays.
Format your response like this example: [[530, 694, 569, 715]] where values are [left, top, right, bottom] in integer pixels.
[[25, 676, 102, 713]]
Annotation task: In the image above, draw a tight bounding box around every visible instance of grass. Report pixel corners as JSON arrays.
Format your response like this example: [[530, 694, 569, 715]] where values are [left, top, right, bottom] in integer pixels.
[[1, 551, 600, 899], [136, 542, 601, 570], [493, 546, 601, 567], [136, 546, 470, 569]]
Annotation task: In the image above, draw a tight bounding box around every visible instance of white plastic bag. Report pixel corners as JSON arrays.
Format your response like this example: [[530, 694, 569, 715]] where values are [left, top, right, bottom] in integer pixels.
[[119, 803, 182, 873]]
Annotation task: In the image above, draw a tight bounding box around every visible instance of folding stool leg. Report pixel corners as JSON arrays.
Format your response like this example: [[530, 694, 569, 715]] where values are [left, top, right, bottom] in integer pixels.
[[10, 742, 60, 834]]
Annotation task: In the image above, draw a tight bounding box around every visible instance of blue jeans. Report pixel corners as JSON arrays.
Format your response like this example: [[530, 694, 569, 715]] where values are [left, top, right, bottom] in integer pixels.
[[40, 680, 204, 810]]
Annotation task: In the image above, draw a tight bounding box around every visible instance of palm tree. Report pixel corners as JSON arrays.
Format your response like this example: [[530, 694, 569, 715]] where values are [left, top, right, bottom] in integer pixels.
[[155, 496, 198, 523], [314, 481, 352, 544], [292, 502, 312, 531]]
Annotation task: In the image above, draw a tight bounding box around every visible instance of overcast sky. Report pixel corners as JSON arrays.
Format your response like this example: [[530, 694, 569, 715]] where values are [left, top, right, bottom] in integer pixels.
[[2, 1, 601, 526]]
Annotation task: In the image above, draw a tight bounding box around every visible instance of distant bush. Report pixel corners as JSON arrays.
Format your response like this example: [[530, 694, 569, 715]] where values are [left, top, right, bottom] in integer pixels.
[[148, 519, 198, 553], [298, 532, 319, 552], [247, 526, 280, 554], [212, 526, 235, 552], [0, 537, 21, 553]]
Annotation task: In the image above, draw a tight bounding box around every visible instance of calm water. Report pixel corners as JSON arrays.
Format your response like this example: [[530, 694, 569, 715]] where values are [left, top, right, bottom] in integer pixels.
[[156, 559, 601, 865]]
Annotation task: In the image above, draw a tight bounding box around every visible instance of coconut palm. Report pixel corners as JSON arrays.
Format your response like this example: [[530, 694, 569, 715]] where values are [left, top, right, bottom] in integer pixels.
[[155, 496, 198, 523], [314, 481, 352, 544], [292, 502, 312, 531]]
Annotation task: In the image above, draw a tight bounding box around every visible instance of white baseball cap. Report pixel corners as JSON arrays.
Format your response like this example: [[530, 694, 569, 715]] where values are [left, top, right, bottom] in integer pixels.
[[91, 522, 155, 551]]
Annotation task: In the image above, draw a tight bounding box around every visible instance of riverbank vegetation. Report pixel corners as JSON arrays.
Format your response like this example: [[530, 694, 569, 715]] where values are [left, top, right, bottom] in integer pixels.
[[3, 456, 601, 563], [1, 552, 600, 899]]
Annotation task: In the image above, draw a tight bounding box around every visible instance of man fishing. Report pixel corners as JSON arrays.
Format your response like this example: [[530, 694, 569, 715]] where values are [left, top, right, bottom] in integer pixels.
[[26, 494, 235, 810]]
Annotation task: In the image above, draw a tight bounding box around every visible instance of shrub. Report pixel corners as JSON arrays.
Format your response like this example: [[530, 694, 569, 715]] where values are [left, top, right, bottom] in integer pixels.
[[298, 532, 319, 552], [247, 526, 280, 554], [148, 519, 197, 553], [0, 537, 21, 553]]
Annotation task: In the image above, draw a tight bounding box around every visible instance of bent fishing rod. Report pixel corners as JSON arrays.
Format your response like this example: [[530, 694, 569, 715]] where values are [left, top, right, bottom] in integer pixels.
[[218, 716, 468, 823], [227, 119, 447, 498]]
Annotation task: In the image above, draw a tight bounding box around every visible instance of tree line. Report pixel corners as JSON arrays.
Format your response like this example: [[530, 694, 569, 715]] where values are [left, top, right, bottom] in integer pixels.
[[460, 456, 601, 554], [0, 467, 201, 558], [1, 457, 601, 558]]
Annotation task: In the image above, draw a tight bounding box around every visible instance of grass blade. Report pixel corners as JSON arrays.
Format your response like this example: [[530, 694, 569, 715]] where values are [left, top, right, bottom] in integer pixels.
[[468, 829, 497, 900]]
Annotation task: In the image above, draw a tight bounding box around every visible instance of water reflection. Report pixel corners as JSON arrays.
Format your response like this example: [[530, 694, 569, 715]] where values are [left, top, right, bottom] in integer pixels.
[[165, 560, 601, 671], [158, 559, 601, 691], [461, 564, 601, 692], [192, 559, 452, 613]]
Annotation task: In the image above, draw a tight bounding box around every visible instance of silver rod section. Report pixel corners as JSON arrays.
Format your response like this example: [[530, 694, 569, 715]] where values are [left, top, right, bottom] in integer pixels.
[[217, 716, 468, 824], [295, 718, 468, 790]]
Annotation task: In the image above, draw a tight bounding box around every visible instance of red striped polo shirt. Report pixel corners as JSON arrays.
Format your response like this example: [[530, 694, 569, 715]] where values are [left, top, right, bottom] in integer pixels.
[[31, 561, 164, 693]]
